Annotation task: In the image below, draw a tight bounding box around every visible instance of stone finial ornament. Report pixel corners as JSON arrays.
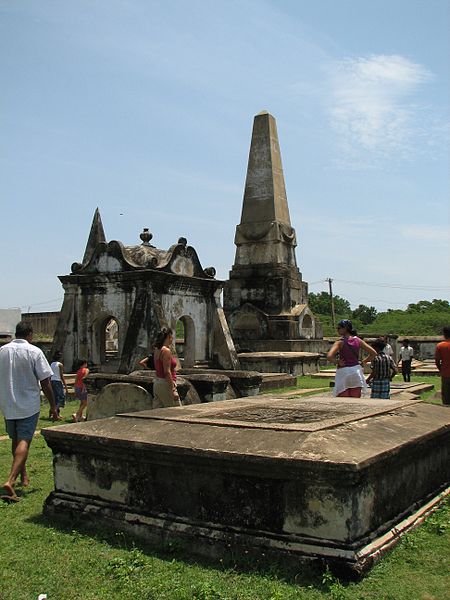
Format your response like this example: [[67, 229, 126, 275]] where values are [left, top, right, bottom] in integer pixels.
[[140, 228, 153, 245]]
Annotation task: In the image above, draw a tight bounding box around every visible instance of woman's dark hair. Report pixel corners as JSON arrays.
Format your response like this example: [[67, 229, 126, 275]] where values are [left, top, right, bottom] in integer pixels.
[[443, 326, 450, 339], [337, 319, 357, 335], [403, 339, 409, 345], [52, 351, 62, 362], [154, 327, 173, 349], [76, 358, 88, 369]]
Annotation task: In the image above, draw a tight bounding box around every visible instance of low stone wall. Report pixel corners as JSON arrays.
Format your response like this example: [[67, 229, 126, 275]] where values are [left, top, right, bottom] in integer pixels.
[[84, 369, 265, 420], [397, 337, 442, 361], [21, 311, 60, 338]]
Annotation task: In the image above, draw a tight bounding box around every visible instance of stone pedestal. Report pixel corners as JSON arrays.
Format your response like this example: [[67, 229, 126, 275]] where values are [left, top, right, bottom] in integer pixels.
[[238, 351, 321, 376], [43, 395, 450, 575], [180, 369, 263, 397], [182, 373, 230, 403]]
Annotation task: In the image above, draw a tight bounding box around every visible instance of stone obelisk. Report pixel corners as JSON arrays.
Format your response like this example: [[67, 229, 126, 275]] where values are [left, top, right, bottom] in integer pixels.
[[224, 111, 321, 351], [82, 207, 106, 265]]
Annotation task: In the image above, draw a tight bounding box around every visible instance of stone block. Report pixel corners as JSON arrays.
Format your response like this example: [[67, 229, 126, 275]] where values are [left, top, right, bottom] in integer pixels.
[[88, 383, 152, 420], [43, 395, 450, 576], [182, 373, 230, 402]]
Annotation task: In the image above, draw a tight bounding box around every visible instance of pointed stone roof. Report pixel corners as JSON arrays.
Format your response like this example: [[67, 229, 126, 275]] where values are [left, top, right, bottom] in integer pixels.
[[240, 111, 291, 226], [82, 207, 106, 264]]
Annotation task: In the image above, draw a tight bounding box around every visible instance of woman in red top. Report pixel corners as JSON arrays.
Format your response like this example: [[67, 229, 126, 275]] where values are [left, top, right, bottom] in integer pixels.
[[72, 359, 89, 422], [327, 320, 376, 398], [151, 328, 179, 408]]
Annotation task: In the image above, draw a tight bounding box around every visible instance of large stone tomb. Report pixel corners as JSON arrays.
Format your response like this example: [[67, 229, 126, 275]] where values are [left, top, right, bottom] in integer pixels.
[[43, 396, 449, 575]]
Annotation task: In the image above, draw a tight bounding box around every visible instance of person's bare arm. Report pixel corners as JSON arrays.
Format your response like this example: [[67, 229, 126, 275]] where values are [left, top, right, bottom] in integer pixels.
[[327, 340, 342, 363], [390, 358, 398, 379], [435, 349, 442, 372], [138, 357, 149, 368], [41, 377, 58, 420], [59, 363, 68, 393], [359, 339, 377, 365]]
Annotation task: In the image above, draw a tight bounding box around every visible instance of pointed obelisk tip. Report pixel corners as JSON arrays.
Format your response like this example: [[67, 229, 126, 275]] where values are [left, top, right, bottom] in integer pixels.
[[82, 207, 106, 264]]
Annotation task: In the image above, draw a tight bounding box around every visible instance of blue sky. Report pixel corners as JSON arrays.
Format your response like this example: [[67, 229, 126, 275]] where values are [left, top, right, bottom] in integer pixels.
[[1, 0, 449, 313]]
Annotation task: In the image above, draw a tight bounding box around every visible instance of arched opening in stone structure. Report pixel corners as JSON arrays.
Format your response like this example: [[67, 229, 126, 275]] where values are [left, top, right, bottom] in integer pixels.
[[301, 314, 314, 339], [105, 318, 119, 358], [91, 316, 120, 371], [176, 316, 195, 368], [175, 319, 185, 360]]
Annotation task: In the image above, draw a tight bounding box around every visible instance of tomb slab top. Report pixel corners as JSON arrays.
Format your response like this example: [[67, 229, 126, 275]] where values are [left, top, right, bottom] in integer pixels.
[[118, 395, 420, 432], [42, 396, 450, 470]]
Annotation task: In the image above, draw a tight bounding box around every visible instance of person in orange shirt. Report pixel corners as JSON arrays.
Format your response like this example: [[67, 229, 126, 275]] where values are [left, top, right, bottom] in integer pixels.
[[435, 326, 450, 406]]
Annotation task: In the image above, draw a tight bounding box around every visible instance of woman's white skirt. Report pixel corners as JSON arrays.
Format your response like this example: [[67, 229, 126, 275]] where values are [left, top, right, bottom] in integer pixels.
[[333, 365, 368, 397], [153, 377, 177, 408]]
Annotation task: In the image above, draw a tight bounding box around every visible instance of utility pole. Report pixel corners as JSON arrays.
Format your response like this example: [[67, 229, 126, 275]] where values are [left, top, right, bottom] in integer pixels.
[[326, 277, 336, 329]]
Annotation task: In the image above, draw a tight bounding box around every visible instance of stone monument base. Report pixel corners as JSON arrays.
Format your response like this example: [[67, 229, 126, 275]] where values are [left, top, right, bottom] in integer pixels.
[[238, 351, 321, 375], [43, 396, 450, 576]]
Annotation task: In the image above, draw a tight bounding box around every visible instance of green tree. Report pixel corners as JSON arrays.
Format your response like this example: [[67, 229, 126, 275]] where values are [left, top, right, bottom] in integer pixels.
[[407, 299, 450, 313], [308, 291, 351, 315], [351, 304, 378, 324]]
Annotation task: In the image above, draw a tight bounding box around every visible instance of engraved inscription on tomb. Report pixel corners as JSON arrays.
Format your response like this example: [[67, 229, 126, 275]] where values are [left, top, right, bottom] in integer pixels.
[[198, 404, 363, 425]]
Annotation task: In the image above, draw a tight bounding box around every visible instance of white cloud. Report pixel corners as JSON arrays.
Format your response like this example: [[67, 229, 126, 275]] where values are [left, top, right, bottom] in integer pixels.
[[327, 54, 433, 166], [399, 223, 449, 244]]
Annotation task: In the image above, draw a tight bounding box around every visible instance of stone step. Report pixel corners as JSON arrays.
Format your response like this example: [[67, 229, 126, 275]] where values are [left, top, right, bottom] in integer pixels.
[[259, 373, 297, 391], [412, 367, 439, 375]]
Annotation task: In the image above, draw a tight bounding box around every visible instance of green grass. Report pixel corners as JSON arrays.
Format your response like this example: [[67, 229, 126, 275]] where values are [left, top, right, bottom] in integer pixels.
[[0, 391, 449, 599], [0, 396, 83, 438]]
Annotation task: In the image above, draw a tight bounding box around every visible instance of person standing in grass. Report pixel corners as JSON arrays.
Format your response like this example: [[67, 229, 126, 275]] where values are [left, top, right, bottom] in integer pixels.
[[72, 359, 89, 422], [0, 321, 58, 501], [50, 350, 68, 420], [398, 339, 414, 382], [366, 338, 397, 399], [327, 319, 377, 397], [435, 326, 450, 406]]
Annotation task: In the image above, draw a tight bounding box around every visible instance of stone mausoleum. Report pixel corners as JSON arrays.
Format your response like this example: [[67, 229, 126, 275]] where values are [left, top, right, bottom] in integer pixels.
[[52, 211, 238, 373]]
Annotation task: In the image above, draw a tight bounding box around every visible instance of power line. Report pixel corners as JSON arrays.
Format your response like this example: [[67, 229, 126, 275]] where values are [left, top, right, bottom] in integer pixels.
[[20, 297, 63, 311], [333, 279, 450, 291], [308, 278, 449, 291]]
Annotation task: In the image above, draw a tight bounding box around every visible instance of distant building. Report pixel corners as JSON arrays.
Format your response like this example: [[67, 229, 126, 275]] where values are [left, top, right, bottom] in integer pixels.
[[0, 308, 21, 341]]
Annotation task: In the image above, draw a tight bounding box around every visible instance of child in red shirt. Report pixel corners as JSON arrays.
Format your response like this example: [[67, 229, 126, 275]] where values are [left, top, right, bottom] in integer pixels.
[[72, 359, 89, 422]]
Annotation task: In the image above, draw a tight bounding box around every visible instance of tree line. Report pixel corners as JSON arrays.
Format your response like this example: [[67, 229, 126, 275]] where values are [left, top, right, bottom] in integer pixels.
[[308, 293, 450, 336]]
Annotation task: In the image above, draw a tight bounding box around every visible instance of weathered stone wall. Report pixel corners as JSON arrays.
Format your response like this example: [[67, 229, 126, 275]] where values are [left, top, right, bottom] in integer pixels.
[[20, 311, 60, 339], [397, 337, 442, 360]]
